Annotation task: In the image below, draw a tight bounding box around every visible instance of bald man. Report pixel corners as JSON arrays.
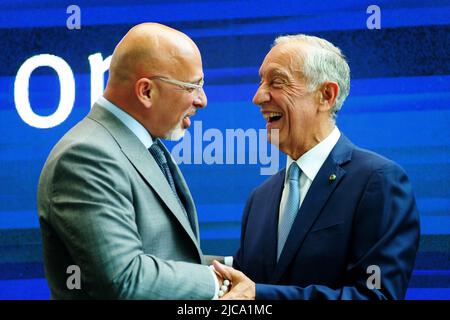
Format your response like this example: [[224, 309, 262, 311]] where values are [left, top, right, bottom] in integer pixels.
[[37, 23, 220, 299]]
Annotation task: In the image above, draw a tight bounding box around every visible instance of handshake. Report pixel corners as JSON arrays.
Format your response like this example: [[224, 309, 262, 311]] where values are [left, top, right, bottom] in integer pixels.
[[211, 260, 255, 300]]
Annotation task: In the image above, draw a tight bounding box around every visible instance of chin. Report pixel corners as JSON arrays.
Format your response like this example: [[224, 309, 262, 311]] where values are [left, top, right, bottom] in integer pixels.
[[267, 128, 281, 147], [164, 126, 186, 141]]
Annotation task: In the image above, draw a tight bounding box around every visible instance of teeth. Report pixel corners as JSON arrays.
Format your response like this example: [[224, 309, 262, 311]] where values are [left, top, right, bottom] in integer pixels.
[[263, 112, 283, 121]]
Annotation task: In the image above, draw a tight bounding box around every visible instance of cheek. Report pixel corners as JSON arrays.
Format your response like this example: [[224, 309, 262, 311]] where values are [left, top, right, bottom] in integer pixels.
[[278, 94, 297, 123], [166, 93, 191, 113], [176, 100, 192, 117], [284, 103, 309, 135]]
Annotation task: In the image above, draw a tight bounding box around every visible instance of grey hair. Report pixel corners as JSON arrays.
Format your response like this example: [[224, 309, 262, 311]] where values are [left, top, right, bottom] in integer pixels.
[[274, 34, 350, 118]]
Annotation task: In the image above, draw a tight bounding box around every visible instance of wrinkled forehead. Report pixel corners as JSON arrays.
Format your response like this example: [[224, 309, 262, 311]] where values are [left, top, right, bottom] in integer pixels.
[[259, 43, 306, 79]]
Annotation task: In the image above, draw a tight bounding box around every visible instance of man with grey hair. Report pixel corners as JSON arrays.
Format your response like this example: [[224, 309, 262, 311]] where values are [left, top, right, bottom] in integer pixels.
[[213, 34, 420, 300]]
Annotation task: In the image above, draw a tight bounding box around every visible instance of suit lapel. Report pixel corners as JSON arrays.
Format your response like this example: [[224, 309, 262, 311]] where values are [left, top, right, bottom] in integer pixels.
[[87, 105, 201, 253], [271, 135, 353, 283], [163, 144, 200, 239], [259, 171, 286, 281]]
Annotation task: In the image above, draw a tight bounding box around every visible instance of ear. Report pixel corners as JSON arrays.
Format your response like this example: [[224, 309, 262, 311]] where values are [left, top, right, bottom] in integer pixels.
[[318, 81, 339, 112], [135, 78, 153, 109]]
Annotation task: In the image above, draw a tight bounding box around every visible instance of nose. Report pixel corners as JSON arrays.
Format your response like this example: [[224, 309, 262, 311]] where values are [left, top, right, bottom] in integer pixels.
[[253, 85, 270, 106], [193, 88, 207, 109]]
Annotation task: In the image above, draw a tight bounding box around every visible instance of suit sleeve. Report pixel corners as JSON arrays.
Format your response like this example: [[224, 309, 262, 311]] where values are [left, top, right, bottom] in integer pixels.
[[48, 143, 215, 299], [255, 162, 420, 300]]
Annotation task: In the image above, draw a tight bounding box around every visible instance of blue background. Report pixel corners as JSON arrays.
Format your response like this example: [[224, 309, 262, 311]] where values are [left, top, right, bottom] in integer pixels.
[[0, 0, 449, 299]]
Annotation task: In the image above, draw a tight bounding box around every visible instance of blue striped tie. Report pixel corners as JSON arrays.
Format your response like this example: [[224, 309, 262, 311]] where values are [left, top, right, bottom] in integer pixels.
[[277, 163, 301, 261]]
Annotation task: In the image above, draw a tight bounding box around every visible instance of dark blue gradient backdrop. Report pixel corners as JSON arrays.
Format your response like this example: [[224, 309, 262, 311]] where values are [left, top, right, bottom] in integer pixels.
[[0, 0, 449, 299]]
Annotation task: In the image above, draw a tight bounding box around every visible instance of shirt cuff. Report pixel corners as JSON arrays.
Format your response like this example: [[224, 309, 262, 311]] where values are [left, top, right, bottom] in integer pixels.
[[224, 256, 234, 267], [208, 265, 220, 300]]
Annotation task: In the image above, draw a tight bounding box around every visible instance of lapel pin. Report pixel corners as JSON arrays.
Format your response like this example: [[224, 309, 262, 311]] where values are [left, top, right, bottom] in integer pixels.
[[329, 174, 336, 182]]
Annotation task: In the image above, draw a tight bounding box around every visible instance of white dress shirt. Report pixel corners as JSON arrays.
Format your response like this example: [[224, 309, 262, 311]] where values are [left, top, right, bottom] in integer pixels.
[[96, 96, 220, 299], [225, 127, 341, 270], [279, 127, 341, 222]]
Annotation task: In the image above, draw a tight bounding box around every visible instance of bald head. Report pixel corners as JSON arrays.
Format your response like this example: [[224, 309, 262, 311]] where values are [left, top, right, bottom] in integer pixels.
[[107, 23, 201, 85], [103, 23, 206, 139]]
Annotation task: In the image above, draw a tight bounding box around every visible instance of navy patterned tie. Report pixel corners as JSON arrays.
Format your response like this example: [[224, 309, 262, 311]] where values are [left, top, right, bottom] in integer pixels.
[[149, 140, 188, 217], [277, 162, 301, 261]]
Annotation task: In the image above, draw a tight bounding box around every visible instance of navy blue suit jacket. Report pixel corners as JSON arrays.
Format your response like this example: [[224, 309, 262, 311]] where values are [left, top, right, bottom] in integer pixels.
[[234, 134, 420, 299]]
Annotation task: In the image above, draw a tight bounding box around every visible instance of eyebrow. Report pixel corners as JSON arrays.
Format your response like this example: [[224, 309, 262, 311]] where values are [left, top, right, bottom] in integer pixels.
[[259, 68, 290, 79], [191, 76, 204, 84]]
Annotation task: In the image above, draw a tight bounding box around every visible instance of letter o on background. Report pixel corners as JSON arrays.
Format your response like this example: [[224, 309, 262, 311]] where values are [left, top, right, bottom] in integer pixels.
[[14, 54, 75, 128]]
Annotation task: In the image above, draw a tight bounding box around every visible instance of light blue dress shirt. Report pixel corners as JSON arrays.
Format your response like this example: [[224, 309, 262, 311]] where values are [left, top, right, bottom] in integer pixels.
[[96, 96, 153, 149]]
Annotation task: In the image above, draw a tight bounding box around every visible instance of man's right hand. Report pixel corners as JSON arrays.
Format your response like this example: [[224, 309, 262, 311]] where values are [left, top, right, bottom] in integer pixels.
[[213, 260, 256, 300]]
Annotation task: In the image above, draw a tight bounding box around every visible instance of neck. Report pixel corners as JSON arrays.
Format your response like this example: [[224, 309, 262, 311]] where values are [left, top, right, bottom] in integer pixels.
[[103, 85, 154, 134], [104, 84, 138, 116], [288, 121, 335, 160]]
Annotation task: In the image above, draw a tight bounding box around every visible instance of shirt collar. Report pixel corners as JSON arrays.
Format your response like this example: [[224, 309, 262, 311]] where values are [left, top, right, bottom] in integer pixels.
[[286, 126, 341, 183], [96, 96, 153, 149]]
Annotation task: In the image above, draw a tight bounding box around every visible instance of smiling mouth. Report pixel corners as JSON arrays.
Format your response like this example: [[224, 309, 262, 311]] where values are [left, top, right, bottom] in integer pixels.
[[263, 112, 283, 123]]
